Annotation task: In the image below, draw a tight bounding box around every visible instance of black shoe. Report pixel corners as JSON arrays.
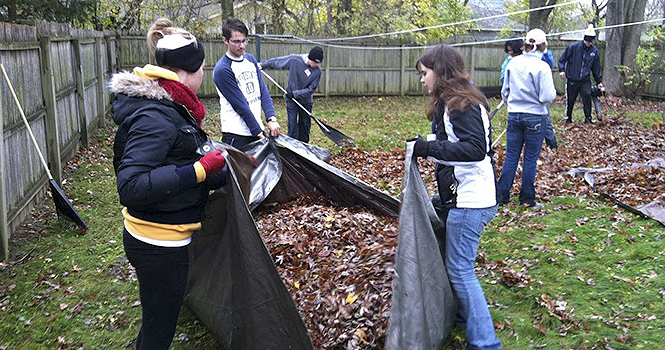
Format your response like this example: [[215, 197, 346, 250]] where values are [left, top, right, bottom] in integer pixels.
[[585, 117, 593, 124], [565, 117, 572, 124]]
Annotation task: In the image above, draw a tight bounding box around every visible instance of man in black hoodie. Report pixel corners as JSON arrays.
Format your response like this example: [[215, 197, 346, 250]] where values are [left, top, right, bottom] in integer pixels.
[[558, 24, 604, 124]]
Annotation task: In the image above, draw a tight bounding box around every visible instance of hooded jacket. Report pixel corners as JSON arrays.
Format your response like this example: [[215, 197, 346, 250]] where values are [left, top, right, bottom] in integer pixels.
[[110, 72, 221, 225], [558, 41, 602, 83]]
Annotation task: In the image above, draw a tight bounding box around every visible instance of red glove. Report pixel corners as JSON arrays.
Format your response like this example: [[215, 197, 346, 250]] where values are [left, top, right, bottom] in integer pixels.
[[198, 150, 226, 174], [248, 155, 258, 168]]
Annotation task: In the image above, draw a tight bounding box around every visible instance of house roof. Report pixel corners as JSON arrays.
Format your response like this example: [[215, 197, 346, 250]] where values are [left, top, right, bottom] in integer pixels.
[[467, 0, 526, 30]]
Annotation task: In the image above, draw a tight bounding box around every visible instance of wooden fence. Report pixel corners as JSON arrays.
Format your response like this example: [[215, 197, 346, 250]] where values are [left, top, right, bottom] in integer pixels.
[[2, 22, 664, 260], [117, 35, 609, 98], [0, 21, 116, 260]]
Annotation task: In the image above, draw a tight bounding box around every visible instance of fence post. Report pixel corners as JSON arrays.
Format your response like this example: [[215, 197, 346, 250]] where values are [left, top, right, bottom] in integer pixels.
[[255, 35, 261, 62], [469, 46, 476, 80], [324, 47, 330, 98], [400, 44, 406, 96], [72, 39, 89, 148], [95, 37, 106, 129], [39, 36, 63, 184], [0, 89, 8, 261]]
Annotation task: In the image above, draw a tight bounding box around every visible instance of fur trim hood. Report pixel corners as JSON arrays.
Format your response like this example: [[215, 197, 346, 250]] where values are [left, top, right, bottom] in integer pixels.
[[109, 71, 172, 101]]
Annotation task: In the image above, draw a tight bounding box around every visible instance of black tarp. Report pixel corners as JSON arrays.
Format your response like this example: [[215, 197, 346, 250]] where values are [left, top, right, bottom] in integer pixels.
[[385, 142, 457, 350], [185, 136, 457, 349]]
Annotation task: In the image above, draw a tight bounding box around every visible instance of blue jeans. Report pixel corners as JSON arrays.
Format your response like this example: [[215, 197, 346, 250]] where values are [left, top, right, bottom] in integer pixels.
[[445, 206, 501, 350], [496, 113, 546, 206], [286, 99, 313, 143]]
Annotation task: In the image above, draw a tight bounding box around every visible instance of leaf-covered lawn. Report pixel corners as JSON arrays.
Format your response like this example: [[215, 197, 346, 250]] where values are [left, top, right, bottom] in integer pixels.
[[0, 96, 663, 350]]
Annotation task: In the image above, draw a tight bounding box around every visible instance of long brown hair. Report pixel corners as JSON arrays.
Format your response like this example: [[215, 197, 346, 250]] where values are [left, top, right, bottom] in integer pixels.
[[416, 44, 489, 120]]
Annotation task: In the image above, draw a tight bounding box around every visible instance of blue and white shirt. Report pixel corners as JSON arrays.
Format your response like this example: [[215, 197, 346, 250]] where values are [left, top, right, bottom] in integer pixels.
[[213, 52, 276, 136]]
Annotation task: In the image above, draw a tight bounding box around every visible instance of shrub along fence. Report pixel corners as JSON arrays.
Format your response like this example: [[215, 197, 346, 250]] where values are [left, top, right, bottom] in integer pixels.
[[2, 22, 664, 260], [0, 21, 116, 260]]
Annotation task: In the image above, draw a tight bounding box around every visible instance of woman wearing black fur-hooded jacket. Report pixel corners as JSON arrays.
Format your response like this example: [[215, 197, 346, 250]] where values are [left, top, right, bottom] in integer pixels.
[[109, 18, 227, 350]]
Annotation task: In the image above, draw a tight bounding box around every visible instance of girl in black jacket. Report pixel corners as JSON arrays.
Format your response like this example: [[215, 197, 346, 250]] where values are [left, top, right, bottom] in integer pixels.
[[110, 18, 227, 350], [410, 44, 501, 350]]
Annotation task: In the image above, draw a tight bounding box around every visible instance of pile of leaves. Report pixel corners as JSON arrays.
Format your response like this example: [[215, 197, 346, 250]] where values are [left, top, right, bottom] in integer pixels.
[[330, 111, 664, 215], [535, 113, 665, 208], [254, 195, 398, 350]]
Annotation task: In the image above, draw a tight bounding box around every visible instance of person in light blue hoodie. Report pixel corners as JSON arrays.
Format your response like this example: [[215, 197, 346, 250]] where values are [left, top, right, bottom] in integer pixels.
[[500, 39, 523, 84], [497, 29, 557, 208]]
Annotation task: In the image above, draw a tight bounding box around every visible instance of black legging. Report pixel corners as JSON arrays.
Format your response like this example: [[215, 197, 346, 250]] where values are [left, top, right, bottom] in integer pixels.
[[566, 79, 592, 121], [123, 230, 189, 350]]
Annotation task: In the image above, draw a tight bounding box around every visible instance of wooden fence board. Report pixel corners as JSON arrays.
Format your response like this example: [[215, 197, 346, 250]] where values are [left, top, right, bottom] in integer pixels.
[[1, 22, 112, 259]]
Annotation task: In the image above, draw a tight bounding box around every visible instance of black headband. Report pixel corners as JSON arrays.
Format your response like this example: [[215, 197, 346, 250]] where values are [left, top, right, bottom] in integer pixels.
[[155, 38, 205, 73]]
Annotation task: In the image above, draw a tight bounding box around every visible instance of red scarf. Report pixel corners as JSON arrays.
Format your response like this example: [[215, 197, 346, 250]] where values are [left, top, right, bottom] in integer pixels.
[[158, 79, 206, 126]]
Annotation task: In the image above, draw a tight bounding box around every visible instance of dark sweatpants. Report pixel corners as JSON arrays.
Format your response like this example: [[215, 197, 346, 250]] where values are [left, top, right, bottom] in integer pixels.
[[566, 79, 592, 121], [222, 133, 261, 149], [123, 230, 189, 350], [286, 99, 313, 143]]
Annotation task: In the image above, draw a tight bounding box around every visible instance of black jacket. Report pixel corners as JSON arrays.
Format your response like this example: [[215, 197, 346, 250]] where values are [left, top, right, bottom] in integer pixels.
[[558, 41, 602, 83], [110, 72, 224, 224], [428, 104, 497, 209]]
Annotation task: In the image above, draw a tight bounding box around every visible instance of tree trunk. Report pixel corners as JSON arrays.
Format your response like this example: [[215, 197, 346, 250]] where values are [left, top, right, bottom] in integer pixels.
[[529, 0, 557, 30], [604, 0, 624, 94], [335, 0, 353, 34], [8, 0, 17, 22], [221, 0, 234, 21], [268, 0, 285, 34], [603, 0, 647, 95], [326, 0, 333, 33]]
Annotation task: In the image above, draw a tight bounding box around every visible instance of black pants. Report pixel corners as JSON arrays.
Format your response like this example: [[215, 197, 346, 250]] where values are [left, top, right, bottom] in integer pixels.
[[222, 133, 260, 149], [123, 230, 189, 350], [566, 79, 592, 121]]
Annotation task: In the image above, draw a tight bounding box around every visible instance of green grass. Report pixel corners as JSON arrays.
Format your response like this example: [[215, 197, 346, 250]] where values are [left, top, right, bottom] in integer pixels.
[[1, 96, 663, 349]]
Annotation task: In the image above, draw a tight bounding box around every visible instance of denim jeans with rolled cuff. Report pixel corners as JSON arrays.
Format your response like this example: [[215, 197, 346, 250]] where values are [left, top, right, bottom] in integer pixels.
[[496, 112, 546, 206], [445, 206, 501, 350]]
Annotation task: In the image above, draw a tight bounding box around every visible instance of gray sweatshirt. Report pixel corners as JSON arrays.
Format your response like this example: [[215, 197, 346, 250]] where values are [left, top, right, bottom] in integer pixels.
[[501, 51, 556, 115], [260, 54, 321, 103]]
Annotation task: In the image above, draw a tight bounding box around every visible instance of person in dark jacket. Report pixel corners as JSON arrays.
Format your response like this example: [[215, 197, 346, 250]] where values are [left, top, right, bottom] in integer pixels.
[[410, 44, 501, 350], [259, 47, 323, 143], [110, 18, 227, 350], [558, 24, 604, 124]]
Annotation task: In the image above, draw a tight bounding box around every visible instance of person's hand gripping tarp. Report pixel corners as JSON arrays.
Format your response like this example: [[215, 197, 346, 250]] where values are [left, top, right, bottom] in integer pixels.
[[407, 135, 429, 158]]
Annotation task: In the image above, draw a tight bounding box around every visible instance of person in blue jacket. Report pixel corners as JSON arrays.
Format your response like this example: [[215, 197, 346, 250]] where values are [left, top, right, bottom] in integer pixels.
[[110, 18, 228, 350], [213, 18, 281, 148], [410, 44, 501, 350], [558, 24, 603, 124], [259, 47, 323, 143]]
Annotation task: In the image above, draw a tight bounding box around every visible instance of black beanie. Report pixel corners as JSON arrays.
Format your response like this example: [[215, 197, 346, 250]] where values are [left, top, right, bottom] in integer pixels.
[[155, 37, 205, 73], [308, 46, 324, 63]]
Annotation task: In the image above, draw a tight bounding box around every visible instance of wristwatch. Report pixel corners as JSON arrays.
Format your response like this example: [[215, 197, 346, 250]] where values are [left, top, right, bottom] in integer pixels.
[[267, 116, 277, 123]]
